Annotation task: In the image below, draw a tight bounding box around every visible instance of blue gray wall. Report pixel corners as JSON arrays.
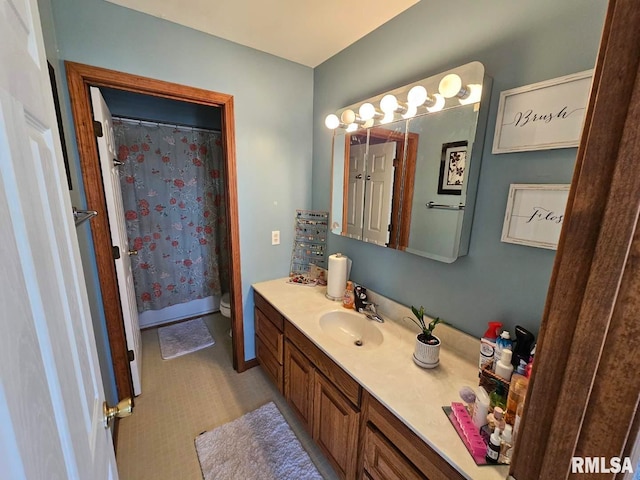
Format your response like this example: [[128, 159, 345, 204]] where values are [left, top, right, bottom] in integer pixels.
[[45, 0, 314, 378], [313, 0, 608, 339]]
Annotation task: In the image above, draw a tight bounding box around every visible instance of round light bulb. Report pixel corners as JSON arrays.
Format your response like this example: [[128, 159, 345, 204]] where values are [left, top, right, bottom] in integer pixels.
[[458, 84, 482, 105], [439, 74, 463, 98], [359, 103, 376, 121], [346, 123, 358, 132], [380, 94, 399, 113], [426, 94, 446, 113], [402, 104, 418, 119], [325, 114, 340, 130], [407, 85, 428, 107], [363, 119, 374, 128], [341, 109, 356, 124], [380, 112, 395, 125]]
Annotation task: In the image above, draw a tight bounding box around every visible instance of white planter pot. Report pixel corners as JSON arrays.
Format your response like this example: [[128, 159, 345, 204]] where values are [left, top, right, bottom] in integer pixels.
[[413, 335, 440, 369]]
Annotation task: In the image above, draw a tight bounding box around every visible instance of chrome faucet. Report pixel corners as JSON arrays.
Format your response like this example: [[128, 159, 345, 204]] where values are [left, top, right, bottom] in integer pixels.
[[360, 301, 384, 323]]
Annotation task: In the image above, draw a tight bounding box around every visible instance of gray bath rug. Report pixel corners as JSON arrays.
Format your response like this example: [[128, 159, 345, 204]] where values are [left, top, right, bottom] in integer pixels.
[[157, 317, 215, 360], [195, 402, 323, 480]]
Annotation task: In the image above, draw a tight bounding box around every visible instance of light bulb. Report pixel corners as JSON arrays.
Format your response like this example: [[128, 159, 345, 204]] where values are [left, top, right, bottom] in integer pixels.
[[346, 123, 358, 132], [380, 94, 399, 113], [359, 103, 378, 121], [426, 94, 445, 113], [458, 84, 482, 105], [363, 119, 374, 128], [380, 112, 395, 125], [341, 109, 356, 124], [325, 114, 340, 130], [402, 104, 418, 119], [407, 85, 428, 107], [439, 74, 463, 98]]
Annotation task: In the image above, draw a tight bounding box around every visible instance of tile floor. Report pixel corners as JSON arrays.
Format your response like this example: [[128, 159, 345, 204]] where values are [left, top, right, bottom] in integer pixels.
[[116, 313, 338, 480]]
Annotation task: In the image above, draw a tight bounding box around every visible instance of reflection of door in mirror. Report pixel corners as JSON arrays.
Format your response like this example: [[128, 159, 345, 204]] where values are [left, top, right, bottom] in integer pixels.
[[342, 127, 418, 248], [345, 143, 366, 239]]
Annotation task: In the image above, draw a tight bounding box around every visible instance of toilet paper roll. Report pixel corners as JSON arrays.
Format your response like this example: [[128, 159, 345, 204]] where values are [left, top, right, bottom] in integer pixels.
[[326, 253, 351, 301]]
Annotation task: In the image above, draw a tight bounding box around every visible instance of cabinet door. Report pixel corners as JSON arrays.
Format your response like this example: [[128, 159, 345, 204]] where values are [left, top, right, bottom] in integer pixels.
[[284, 340, 314, 433], [313, 371, 360, 480], [363, 425, 425, 480]]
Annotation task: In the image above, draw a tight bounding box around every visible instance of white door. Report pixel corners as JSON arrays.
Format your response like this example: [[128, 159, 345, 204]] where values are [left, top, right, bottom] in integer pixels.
[[0, 0, 117, 478], [362, 142, 396, 245], [90, 87, 143, 396], [346, 143, 367, 239]]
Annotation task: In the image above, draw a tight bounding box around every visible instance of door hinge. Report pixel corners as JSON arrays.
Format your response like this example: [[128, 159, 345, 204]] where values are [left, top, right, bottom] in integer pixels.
[[112, 245, 120, 259], [388, 224, 392, 232], [393, 157, 399, 168], [127, 350, 135, 362], [93, 120, 103, 137]]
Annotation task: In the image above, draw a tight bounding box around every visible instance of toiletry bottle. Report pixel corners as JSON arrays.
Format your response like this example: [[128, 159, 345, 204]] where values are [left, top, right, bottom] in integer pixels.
[[342, 281, 355, 309], [505, 372, 529, 424], [511, 325, 535, 371], [512, 398, 525, 444], [495, 349, 514, 381], [472, 387, 490, 430], [489, 383, 507, 411], [493, 331, 512, 372], [485, 427, 501, 464], [499, 424, 513, 464], [479, 321, 502, 375]]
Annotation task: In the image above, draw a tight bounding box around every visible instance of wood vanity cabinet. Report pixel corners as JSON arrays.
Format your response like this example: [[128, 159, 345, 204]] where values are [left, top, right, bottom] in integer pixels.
[[254, 292, 284, 393], [359, 392, 465, 480], [284, 322, 361, 480]]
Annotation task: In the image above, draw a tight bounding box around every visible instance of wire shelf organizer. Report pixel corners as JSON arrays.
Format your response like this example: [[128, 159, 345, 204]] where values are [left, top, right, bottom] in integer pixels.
[[289, 210, 329, 278]]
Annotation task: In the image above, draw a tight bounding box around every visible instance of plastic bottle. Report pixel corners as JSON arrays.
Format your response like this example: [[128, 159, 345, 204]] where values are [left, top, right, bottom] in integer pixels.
[[512, 398, 525, 444], [485, 428, 501, 464], [472, 387, 490, 430], [493, 331, 512, 372], [505, 373, 529, 424], [489, 383, 507, 411], [479, 321, 503, 375], [495, 349, 514, 381], [499, 424, 513, 464], [342, 281, 354, 309]]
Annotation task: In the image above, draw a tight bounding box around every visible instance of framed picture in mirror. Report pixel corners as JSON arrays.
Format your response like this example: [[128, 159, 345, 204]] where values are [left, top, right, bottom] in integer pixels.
[[438, 141, 467, 195]]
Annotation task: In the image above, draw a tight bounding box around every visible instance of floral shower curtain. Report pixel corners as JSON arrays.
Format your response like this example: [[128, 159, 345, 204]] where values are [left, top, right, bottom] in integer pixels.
[[114, 120, 229, 313]]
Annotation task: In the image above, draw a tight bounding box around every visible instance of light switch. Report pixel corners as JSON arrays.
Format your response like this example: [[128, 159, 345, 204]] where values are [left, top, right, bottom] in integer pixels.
[[271, 230, 280, 245]]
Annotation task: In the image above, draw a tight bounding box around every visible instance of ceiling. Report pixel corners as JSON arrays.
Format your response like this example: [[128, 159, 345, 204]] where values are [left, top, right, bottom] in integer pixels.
[[105, 0, 419, 67]]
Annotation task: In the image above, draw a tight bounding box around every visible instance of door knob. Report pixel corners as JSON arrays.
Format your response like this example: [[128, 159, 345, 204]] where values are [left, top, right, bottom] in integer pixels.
[[103, 397, 133, 428], [355, 174, 362, 179], [127, 250, 138, 256]]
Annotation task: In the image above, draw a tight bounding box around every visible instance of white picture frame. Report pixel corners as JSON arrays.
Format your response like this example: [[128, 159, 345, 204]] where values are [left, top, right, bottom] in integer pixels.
[[492, 70, 593, 154], [501, 184, 570, 250]]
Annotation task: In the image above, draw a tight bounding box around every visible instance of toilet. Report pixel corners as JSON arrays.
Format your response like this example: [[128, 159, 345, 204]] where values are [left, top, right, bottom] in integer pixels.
[[220, 293, 232, 337]]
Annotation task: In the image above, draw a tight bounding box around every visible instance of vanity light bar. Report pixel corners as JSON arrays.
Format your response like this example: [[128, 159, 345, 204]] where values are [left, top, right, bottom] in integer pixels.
[[325, 65, 483, 131]]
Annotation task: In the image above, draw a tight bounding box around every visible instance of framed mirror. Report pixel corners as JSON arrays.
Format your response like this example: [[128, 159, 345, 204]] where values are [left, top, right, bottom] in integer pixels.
[[328, 61, 491, 262]]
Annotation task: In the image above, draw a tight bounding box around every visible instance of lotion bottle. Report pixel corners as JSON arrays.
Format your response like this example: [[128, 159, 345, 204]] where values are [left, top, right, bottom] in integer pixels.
[[342, 281, 354, 309], [494, 331, 512, 371], [495, 348, 514, 381], [479, 321, 502, 375]]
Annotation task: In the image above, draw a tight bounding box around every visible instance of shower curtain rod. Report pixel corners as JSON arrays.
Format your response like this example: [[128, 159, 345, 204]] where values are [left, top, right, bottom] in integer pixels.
[[113, 115, 221, 134]]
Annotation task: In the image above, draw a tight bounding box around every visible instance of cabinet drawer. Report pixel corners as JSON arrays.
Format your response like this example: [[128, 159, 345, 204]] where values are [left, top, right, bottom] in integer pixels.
[[253, 292, 284, 330], [363, 425, 425, 480], [285, 320, 361, 408], [255, 307, 283, 363], [256, 336, 283, 393], [364, 392, 465, 480]]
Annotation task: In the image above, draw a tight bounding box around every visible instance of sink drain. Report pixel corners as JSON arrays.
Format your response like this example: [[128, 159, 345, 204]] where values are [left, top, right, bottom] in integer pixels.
[[354, 339, 363, 347]]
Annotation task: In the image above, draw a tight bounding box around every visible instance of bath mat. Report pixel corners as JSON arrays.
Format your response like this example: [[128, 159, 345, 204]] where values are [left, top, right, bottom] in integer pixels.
[[157, 318, 215, 360], [195, 402, 322, 480]]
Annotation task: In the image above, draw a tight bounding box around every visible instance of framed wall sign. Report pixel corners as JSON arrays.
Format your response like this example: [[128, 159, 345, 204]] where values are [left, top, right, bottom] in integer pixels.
[[501, 184, 570, 250], [438, 141, 467, 195], [492, 70, 593, 154]]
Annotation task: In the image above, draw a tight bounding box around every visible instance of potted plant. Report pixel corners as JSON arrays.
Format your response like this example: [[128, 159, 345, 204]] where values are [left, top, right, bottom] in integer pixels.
[[409, 305, 445, 369]]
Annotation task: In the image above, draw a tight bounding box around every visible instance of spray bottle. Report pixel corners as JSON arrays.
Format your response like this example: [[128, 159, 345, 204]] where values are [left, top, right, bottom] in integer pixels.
[[479, 321, 502, 375]]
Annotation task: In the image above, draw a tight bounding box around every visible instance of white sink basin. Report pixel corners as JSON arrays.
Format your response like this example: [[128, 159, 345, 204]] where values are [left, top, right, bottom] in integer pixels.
[[319, 310, 383, 348]]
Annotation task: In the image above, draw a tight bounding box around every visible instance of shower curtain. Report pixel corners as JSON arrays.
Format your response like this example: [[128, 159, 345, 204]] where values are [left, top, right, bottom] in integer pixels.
[[114, 119, 229, 313]]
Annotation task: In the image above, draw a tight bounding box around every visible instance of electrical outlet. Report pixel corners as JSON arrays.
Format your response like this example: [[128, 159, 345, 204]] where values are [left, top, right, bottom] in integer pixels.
[[271, 230, 280, 245]]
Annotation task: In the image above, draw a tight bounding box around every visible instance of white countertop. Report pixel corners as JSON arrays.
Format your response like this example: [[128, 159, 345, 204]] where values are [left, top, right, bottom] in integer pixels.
[[253, 278, 509, 480]]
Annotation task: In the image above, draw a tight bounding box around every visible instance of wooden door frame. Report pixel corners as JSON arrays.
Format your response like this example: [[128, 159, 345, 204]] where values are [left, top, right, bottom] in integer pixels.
[[510, 0, 640, 478], [65, 62, 248, 402]]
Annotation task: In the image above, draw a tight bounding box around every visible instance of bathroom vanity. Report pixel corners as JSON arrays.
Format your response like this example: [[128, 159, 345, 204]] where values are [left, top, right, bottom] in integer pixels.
[[253, 278, 508, 480]]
